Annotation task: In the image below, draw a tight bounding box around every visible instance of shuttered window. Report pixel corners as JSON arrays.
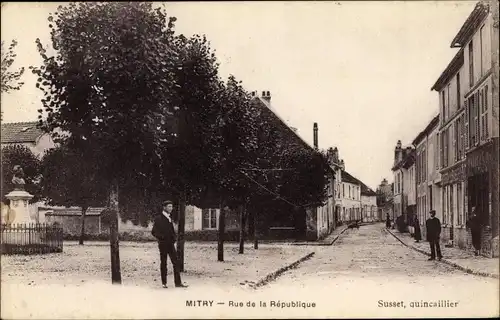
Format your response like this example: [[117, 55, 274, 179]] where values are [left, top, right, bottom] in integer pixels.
[[464, 99, 469, 150]]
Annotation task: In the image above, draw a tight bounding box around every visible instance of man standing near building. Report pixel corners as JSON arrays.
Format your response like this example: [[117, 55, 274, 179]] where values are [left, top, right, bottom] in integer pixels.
[[426, 210, 442, 261], [151, 200, 188, 288], [466, 207, 482, 256]]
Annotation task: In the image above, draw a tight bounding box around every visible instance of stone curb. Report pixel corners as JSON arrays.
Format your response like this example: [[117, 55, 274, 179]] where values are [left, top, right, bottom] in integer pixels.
[[249, 252, 316, 289], [385, 227, 499, 279], [291, 226, 349, 246]]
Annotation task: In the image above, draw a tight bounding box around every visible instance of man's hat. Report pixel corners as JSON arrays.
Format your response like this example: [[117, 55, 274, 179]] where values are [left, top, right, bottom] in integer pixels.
[[162, 200, 173, 206]]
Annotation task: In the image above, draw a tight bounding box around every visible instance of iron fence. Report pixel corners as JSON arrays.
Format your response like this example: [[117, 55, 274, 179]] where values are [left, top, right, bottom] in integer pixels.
[[0, 223, 64, 255]]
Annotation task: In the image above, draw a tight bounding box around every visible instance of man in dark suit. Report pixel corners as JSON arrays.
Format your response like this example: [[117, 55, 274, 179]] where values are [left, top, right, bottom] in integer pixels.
[[151, 200, 188, 288], [425, 210, 443, 261]]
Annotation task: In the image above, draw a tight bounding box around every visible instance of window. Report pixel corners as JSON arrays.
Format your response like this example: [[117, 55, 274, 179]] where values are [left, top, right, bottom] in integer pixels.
[[435, 133, 440, 170], [202, 208, 217, 229], [446, 84, 451, 119], [468, 94, 478, 147], [441, 91, 446, 123], [423, 149, 427, 180], [449, 185, 454, 225], [480, 26, 484, 76], [480, 85, 489, 140], [454, 119, 460, 162], [441, 128, 449, 168], [456, 72, 461, 109], [468, 40, 474, 87], [457, 183, 463, 225]]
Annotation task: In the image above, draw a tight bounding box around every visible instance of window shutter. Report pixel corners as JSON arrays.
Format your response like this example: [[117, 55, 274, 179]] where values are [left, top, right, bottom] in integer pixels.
[[452, 122, 457, 162], [484, 86, 489, 139], [464, 99, 469, 150], [475, 91, 480, 145]]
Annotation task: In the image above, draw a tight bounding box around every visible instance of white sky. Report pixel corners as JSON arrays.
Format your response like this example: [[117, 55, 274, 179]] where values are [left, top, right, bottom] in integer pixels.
[[1, 1, 477, 189]]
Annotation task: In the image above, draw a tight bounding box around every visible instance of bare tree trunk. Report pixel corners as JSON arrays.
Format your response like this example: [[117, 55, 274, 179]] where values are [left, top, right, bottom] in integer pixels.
[[218, 201, 225, 261], [239, 204, 245, 254], [109, 181, 121, 284], [253, 210, 258, 250], [79, 206, 88, 245], [177, 194, 186, 272]]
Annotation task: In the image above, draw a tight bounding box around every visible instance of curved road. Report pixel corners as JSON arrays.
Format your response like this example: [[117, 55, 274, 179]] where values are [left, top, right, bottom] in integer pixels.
[[259, 223, 499, 318]]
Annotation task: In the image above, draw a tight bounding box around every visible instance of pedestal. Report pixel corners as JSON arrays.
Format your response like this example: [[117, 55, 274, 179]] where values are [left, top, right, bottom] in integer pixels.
[[5, 189, 34, 224]]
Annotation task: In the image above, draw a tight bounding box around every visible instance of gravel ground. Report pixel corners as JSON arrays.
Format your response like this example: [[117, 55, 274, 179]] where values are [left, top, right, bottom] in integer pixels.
[[1, 242, 311, 289]]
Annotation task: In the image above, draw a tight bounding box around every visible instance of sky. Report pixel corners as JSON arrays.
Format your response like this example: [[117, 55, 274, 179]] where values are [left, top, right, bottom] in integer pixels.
[[1, 1, 477, 190]]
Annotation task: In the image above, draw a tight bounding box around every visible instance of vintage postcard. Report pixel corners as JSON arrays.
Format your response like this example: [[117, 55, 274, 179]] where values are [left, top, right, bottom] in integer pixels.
[[1, 1, 499, 319]]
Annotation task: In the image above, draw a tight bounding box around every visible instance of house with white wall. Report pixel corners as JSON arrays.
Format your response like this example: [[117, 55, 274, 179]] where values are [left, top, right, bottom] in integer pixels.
[[1, 121, 56, 158]]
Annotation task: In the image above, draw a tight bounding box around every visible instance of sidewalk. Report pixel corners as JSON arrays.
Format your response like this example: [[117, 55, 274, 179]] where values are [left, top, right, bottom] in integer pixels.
[[386, 227, 499, 278], [290, 225, 348, 246]]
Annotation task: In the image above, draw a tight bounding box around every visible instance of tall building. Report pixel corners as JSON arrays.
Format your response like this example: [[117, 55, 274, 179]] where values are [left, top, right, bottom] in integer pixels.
[[431, 0, 499, 257]]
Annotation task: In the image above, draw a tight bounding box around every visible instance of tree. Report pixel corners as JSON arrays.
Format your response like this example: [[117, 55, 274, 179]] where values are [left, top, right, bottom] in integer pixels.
[[1, 145, 42, 204], [1, 39, 25, 93], [33, 2, 179, 284], [40, 145, 108, 244]]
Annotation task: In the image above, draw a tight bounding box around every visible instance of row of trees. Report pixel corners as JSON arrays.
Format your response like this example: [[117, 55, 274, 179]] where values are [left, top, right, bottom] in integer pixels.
[[4, 2, 331, 284]]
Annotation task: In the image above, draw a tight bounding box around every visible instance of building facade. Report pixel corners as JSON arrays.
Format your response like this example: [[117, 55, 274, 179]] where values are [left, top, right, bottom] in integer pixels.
[[413, 115, 442, 240], [392, 141, 416, 223], [376, 178, 394, 222], [1, 121, 56, 158], [431, 0, 499, 257], [361, 184, 378, 222]]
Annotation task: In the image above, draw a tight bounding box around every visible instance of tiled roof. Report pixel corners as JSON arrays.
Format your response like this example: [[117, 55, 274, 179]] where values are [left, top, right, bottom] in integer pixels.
[[43, 207, 106, 216], [450, 1, 490, 48], [1, 121, 44, 144], [251, 96, 315, 151], [412, 115, 440, 146], [342, 170, 361, 185], [360, 182, 377, 196]]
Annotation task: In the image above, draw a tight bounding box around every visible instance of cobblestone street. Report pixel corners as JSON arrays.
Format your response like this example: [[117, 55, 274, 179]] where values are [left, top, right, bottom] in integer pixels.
[[260, 223, 499, 318]]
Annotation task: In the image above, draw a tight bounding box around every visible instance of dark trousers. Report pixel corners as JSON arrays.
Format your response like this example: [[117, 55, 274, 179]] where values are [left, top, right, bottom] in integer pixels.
[[471, 231, 482, 251], [429, 240, 442, 259], [158, 240, 182, 286]]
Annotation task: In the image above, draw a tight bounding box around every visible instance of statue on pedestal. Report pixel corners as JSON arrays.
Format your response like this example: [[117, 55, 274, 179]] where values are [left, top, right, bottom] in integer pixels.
[[11, 165, 26, 191]]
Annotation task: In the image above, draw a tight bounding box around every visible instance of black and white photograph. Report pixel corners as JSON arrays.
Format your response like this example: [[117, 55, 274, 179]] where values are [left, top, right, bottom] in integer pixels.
[[1, 1, 499, 318]]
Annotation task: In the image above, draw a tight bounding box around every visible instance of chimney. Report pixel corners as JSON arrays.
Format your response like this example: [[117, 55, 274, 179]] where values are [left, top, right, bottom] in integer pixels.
[[340, 159, 345, 170], [261, 90, 271, 102], [250, 91, 257, 97], [313, 122, 318, 149], [333, 147, 339, 162], [394, 140, 402, 165]]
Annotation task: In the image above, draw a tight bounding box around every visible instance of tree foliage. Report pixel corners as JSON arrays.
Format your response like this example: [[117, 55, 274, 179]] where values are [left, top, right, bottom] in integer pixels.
[[1, 145, 42, 203], [31, 2, 330, 236], [40, 145, 108, 209], [1, 39, 25, 93]]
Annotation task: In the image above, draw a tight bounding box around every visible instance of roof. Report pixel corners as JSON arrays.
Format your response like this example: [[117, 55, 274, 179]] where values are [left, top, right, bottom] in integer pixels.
[[360, 182, 377, 196], [401, 149, 416, 169], [450, 1, 490, 48], [392, 147, 415, 171], [412, 115, 440, 146], [430, 47, 464, 91], [1, 121, 44, 144], [342, 170, 361, 185], [252, 96, 315, 151], [42, 207, 106, 216]]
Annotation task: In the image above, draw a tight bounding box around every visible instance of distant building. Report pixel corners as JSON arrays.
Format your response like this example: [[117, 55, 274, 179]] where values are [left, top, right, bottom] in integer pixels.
[[376, 178, 394, 222], [360, 183, 378, 222], [391, 140, 416, 224], [1, 121, 56, 157]]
